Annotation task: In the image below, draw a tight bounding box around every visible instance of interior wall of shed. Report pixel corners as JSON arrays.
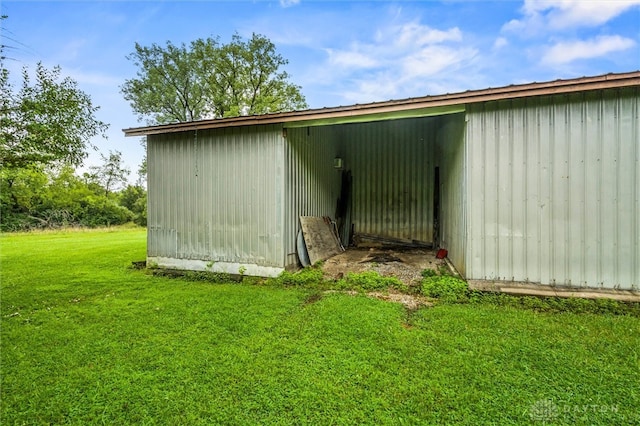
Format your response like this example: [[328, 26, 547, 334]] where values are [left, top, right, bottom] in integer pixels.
[[339, 117, 437, 244], [284, 126, 342, 268], [434, 113, 467, 275], [284, 114, 467, 271]]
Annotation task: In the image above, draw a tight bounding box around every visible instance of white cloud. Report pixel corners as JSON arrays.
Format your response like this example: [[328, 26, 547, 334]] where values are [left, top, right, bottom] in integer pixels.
[[314, 19, 476, 103], [504, 0, 640, 34], [390, 22, 462, 46], [528, 0, 640, 28], [493, 37, 508, 49], [326, 47, 379, 69], [401, 45, 476, 79], [542, 35, 636, 65], [342, 75, 400, 103], [51, 39, 89, 63], [279, 0, 300, 8]]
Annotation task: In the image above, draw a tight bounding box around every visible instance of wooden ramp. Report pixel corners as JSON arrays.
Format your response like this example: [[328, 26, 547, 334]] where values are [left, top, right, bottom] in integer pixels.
[[299, 216, 343, 265]]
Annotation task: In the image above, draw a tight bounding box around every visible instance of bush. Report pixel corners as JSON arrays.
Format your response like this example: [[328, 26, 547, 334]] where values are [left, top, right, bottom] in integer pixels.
[[131, 196, 147, 226], [422, 275, 469, 303], [77, 197, 133, 227], [1, 165, 146, 232], [0, 212, 42, 232], [119, 185, 147, 226]]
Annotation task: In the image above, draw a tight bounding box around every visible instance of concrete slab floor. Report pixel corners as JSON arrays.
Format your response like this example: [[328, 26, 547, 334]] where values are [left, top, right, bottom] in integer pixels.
[[468, 280, 640, 302]]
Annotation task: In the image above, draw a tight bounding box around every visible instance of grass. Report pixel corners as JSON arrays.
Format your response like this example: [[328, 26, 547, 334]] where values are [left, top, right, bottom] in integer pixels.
[[2, 228, 639, 425]]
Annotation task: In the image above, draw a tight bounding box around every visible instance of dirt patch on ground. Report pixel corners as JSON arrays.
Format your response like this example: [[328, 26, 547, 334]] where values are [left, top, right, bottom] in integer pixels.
[[366, 291, 432, 310], [324, 289, 431, 310], [321, 246, 448, 288], [320, 246, 448, 309]]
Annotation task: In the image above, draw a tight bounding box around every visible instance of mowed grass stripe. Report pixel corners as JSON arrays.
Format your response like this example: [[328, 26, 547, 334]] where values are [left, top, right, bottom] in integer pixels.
[[1, 228, 638, 425]]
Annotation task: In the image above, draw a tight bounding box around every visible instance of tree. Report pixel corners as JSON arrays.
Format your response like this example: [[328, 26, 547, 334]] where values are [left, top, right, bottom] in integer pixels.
[[121, 41, 206, 124], [119, 184, 146, 226], [121, 33, 308, 125], [137, 156, 147, 186], [1, 62, 109, 169], [0, 17, 135, 231], [135, 140, 147, 187], [0, 165, 48, 221], [88, 150, 130, 195]]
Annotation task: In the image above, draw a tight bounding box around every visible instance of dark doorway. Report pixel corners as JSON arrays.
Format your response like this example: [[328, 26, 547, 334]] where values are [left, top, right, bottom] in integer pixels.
[[335, 169, 353, 247], [433, 166, 440, 247]]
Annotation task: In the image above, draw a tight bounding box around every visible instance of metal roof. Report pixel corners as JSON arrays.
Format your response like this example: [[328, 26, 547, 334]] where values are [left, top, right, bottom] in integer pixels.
[[123, 70, 640, 137]]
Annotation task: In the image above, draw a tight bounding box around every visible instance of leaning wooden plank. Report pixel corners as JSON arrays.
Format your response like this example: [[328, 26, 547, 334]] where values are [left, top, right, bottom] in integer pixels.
[[299, 216, 343, 265]]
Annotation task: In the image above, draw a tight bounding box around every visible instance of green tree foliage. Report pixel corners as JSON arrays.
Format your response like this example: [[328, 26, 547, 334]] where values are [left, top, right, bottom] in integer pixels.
[[44, 166, 132, 228], [121, 41, 205, 124], [119, 184, 147, 226], [0, 166, 48, 229], [88, 150, 130, 195], [0, 165, 139, 231], [122, 33, 308, 124], [136, 150, 147, 187], [0, 18, 143, 231], [1, 62, 109, 169]]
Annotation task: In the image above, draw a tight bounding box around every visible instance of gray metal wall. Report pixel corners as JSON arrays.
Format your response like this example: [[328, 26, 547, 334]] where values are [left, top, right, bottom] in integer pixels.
[[284, 127, 341, 267], [284, 117, 445, 267], [435, 113, 467, 275], [147, 125, 286, 268], [466, 87, 639, 289], [341, 118, 438, 243]]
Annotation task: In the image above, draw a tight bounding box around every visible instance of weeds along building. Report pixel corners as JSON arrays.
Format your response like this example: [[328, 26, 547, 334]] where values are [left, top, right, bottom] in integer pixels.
[[124, 71, 639, 291]]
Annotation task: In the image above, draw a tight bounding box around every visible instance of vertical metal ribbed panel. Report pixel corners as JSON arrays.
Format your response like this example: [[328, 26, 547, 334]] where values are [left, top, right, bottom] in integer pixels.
[[466, 87, 639, 290], [284, 126, 341, 267], [283, 117, 447, 267], [436, 113, 467, 275], [147, 125, 285, 267], [342, 118, 438, 243]]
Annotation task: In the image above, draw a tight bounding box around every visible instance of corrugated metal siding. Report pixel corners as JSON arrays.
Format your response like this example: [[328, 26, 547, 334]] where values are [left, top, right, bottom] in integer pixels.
[[147, 125, 285, 267], [283, 117, 445, 267], [284, 127, 341, 267], [342, 118, 438, 243], [436, 113, 467, 274], [466, 87, 639, 290]]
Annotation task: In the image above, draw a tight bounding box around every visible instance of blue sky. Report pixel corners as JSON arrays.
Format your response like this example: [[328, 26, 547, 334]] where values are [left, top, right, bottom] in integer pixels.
[[2, 0, 639, 177]]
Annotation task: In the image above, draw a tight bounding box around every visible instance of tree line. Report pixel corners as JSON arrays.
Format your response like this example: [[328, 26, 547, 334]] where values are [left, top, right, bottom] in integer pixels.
[[1, 152, 147, 231], [1, 16, 306, 231]]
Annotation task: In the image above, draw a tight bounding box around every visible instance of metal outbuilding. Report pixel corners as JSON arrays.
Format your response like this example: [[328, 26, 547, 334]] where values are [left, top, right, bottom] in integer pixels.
[[124, 71, 640, 291]]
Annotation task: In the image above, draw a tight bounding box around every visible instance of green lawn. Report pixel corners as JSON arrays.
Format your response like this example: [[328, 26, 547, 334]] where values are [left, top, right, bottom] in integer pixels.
[[1, 229, 638, 425]]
